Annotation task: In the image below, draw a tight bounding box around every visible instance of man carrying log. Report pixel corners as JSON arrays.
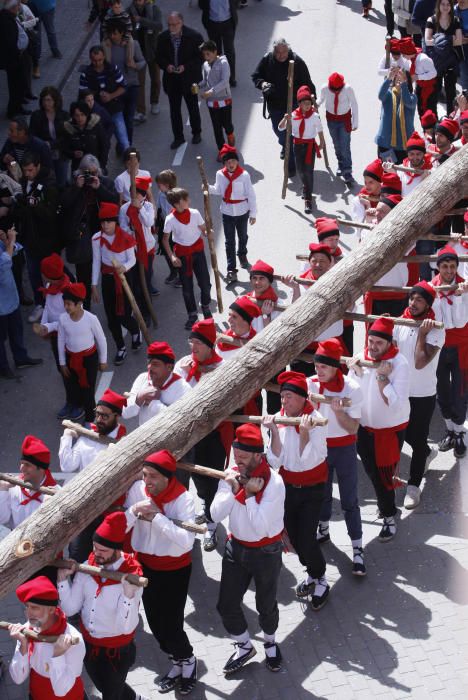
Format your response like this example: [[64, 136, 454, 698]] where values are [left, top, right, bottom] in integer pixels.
[[313, 217, 344, 262], [384, 130, 432, 196], [9, 576, 86, 699], [211, 424, 285, 675], [124, 450, 198, 695], [351, 158, 383, 224], [216, 295, 262, 361], [264, 371, 330, 611], [57, 512, 147, 700], [307, 339, 365, 576], [349, 317, 410, 542]]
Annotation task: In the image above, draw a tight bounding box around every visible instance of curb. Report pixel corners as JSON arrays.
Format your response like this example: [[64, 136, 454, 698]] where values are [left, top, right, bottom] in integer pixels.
[[57, 21, 98, 93]]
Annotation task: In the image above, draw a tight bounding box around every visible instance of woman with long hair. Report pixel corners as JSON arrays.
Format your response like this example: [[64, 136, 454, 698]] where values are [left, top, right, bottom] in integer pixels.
[[29, 86, 69, 186]]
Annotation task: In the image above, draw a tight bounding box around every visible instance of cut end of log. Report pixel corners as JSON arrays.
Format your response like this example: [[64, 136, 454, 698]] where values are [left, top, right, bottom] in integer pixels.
[[16, 540, 34, 558]]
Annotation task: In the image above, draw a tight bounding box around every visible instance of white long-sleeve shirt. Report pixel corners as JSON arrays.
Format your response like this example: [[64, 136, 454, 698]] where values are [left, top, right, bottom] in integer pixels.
[[9, 621, 85, 697], [59, 424, 121, 473], [307, 374, 363, 442], [57, 310, 107, 366], [349, 351, 410, 428], [58, 556, 142, 640], [125, 480, 195, 557], [119, 200, 156, 253], [432, 281, 468, 330], [174, 354, 225, 388], [91, 231, 136, 286], [278, 111, 323, 140], [317, 84, 359, 129], [209, 169, 257, 218], [266, 410, 328, 474], [122, 371, 190, 425], [210, 468, 285, 542], [40, 290, 65, 334], [377, 53, 411, 76], [0, 480, 60, 528]]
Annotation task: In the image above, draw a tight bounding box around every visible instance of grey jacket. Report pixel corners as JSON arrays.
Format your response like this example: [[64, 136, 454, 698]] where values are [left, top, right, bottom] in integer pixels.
[[127, 1, 163, 63], [199, 55, 231, 103]]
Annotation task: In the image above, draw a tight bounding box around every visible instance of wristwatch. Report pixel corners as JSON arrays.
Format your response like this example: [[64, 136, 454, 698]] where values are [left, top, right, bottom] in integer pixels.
[[377, 374, 387, 382]]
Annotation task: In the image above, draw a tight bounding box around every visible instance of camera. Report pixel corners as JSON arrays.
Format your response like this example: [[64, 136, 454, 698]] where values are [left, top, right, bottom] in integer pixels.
[[262, 82, 275, 98], [83, 169, 93, 184]]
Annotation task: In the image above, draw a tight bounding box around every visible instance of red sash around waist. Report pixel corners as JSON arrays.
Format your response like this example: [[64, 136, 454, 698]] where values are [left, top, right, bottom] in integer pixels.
[[30, 669, 84, 700], [327, 433, 357, 447], [80, 621, 135, 649], [137, 550, 192, 571], [66, 345, 96, 388], [173, 237, 204, 277], [279, 460, 328, 486], [231, 532, 282, 548], [326, 109, 352, 132], [293, 137, 321, 165], [101, 263, 125, 315]]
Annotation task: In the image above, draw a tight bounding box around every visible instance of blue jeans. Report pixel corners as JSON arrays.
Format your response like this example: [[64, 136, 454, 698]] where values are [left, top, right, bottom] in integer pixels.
[[269, 108, 296, 172], [34, 7, 59, 55], [222, 211, 249, 272], [111, 111, 130, 152], [0, 306, 28, 370], [25, 251, 44, 306], [459, 50, 468, 90], [123, 85, 139, 146], [327, 119, 352, 177], [320, 443, 362, 541]]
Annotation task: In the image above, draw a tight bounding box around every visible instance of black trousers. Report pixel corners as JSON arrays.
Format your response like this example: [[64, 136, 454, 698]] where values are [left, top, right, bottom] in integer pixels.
[[75, 261, 92, 311], [84, 640, 136, 700], [406, 395, 436, 487], [68, 516, 101, 563], [437, 69, 458, 116], [437, 345, 468, 426], [194, 429, 227, 522], [294, 143, 316, 199], [372, 296, 408, 318], [284, 482, 326, 579], [384, 0, 395, 35], [179, 250, 211, 315], [101, 272, 139, 349], [142, 564, 193, 660], [65, 349, 98, 422], [207, 19, 236, 80], [217, 538, 282, 636], [167, 85, 202, 140], [357, 426, 406, 518], [5, 59, 27, 118], [208, 105, 234, 150], [50, 334, 73, 404]]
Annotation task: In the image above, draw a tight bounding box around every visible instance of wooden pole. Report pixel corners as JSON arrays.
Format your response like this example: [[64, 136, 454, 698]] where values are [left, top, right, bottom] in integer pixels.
[[385, 35, 391, 69], [230, 414, 328, 427], [0, 473, 56, 496], [196, 156, 224, 313], [112, 260, 152, 346], [263, 381, 351, 405], [390, 163, 426, 176], [61, 420, 115, 445], [336, 218, 374, 230], [0, 621, 80, 645], [52, 559, 148, 587], [177, 461, 227, 481], [296, 253, 468, 263], [281, 60, 295, 200], [343, 311, 444, 329], [1, 149, 467, 597]]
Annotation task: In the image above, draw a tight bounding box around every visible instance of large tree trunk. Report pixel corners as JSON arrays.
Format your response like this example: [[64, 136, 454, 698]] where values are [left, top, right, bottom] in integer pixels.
[[1, 149, 468, 598]]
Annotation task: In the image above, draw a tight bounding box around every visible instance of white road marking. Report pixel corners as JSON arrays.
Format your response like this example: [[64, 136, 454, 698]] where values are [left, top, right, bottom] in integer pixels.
[[172, 141, 188, 167], [95, 371, 114, 401]]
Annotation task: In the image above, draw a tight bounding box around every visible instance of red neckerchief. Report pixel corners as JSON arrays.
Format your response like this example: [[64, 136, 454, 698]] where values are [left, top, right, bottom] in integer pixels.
[[28, 607, 67, 657], [319, 369, 345, 395], [99, 226, 135, 253], [247, 286, 278, 302], [222, 165, 244, 202], [358, 185, 380, 205], [332, 246, 343, 259], [87, 551, 142, 596], [281, 399, 314, 433], [333, 88, 341, 114], [401, 306, 435, 320], [91, 423, 127, 440], [402, 153, 432, 185], [20, 470, 57, 506], [432, 272, 464, 305], [127, 204, 149, 270], [217, 327, 256, 352], [145, 478, 186, 512], [171, 207, 191, 225], [234, 456, 271, 505], [364, 344, 399, 362], [409, 49, 421, 75], [293, 106, 314, 137], [160, 372, 182, 391], [186, 350, 222, 383], [300, 268, 317, 280], [462, 135, 467, 145], [39, 274, 70, 297]]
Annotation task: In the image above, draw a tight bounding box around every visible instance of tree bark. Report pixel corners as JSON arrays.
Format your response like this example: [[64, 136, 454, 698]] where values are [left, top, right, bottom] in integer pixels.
[[1, 149, 468, 598]]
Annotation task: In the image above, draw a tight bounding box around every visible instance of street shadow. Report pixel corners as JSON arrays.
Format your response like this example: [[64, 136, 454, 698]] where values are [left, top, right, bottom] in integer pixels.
[[337, 0, 387, 26]]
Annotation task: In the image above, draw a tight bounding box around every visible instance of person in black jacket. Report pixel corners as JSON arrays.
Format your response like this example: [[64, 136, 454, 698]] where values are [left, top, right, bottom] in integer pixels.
[[155, 12, 204, 149], [1, 117, 53, 174], [62, 101, 108, 172], [199, 0, 238, 86], [29, 86, 69, 187], [0, 2, 29, 119], [251, 38, 316, 176]]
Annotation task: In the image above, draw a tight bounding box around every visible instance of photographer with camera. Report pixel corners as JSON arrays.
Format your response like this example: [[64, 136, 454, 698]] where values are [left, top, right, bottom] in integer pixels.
[[59, 155, 118, 310], [252, 38, 315, 177]]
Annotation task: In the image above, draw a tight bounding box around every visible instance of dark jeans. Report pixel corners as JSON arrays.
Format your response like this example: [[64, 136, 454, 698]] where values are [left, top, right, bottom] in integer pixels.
[[437, 70, 458, 117], [406, 395, 436, 487], [123, 84, 139, 145], [372, 296, 408, 318], [65, 348, 99, 422], [208, 105, 234, 150], [142, 564, 193, 660], [0, 306, 28, 370], [194, 429, 227, 523], [75, 261, 92, 311], [357, 426, 406, 518], [34, 7, 59, 55], [25, 251, 44, 307], [284, 482, 326, 579], [269, 108, 296, 172], [217, 538, 282, 636], [294, 143, 316, 199], [320, 443, 362, 541], [178, 250, 211, 315], [384, 0, 395, 35], [5, 58, 28, 118], [84, 640, 136, 700], [437, 346, 468, 426], [222, 211, 249, 272], [416, 239, 436, 281], [101, 272, 139, 349], [50, 334, 73, 404], [207, 19, 236, 80], [167, 85, 201, 140]]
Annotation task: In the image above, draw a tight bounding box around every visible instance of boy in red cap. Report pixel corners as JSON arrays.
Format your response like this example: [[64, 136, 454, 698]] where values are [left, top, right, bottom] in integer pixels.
[[57, 512, 146, 700], [9, 576, 85, 699], [216, 295, 262, 361], [314, 218, 343, 261], [208, 144, 257, 283], [421, 109, 437, 144], [125, 450, 198, 694], [398, 37, 437, 117], [278, 85, 324, 213], [265, 371, 330, 611], [246, 259, 280, 331], [91, 201, 141, 365], [351, 158, 383, 224], [393, 281, 445, 508], [212, 424, 285, 674], [317, 72, 358, 185], [57, 282, 107, 423], [349, 317, 410, 542], [308, 339, 366, 576]]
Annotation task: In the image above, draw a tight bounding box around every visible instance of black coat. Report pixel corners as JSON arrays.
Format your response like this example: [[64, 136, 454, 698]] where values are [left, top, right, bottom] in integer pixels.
[[61, 114, 107, 171], [251, 50, 316, 112], [0, 9, 20, 70], [13, 169, 59, 258], [199, 0, 238, 29], [156, 25, 204, 93], [29, 108, 69, 156]]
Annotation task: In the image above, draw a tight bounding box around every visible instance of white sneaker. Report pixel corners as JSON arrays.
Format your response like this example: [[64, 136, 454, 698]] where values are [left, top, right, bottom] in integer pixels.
[[133, 112, 146, 123], [151, 103, 160, 115], [424, 446, 438, 473], [28, 305, 43, 323], [404, 485, 421, 510]]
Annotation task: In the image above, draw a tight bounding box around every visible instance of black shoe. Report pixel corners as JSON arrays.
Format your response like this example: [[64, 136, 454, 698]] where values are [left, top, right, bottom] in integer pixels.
[[304, 199, 312, 214], [192, 133, 202, 144], [156, 672, 180, 693], [170, 138, 185, 150], [230, 79, 237, 87], [352, 547, 367, 576], [238, 255, 250, 269], [201, 305, 212, 319], [438, 430, 456, 452], [378, 517, 396, 542], [165, 272, 178, 284], [203, 530, 217, 552], [280, 148, 285, 160], [454, 432, 467, 458], [179, 658, 197, 695], [52, 50, 63, 58], [226, 270, 237, 284], [0, 367, 17, 380], [264, 643, 282, 672], [114, 347, 127, 365], [316, 523, 330, 544], [288, 168, 296, 178], [184, 314, 198, 330], [295, 579, 314, 598], [20, 295, 33, 306], [15, 357, 43, 369], [223, 643, 256, 675], [311, 578, 330, 611], [150, 286, 160, 296], [131, 333, 142, 351]]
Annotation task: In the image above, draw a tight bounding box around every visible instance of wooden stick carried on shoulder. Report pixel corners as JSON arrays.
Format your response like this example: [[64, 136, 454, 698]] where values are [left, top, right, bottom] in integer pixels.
[[0, 620, 80, 645], [52, 559, 148, 587], [0, 473, 56, 496]]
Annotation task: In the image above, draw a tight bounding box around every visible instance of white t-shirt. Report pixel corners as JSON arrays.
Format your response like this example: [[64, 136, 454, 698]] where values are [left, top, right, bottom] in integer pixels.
[[393, 319, 445, 397], [163, 208, 204, 246], [114, 168, 152, 202]]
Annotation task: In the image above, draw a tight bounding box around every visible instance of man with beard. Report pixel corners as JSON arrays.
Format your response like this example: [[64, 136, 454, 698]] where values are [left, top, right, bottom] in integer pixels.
[[57, 512, 147, 700], [8, 576, 85, 699], [393, 281, 444, 509]]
